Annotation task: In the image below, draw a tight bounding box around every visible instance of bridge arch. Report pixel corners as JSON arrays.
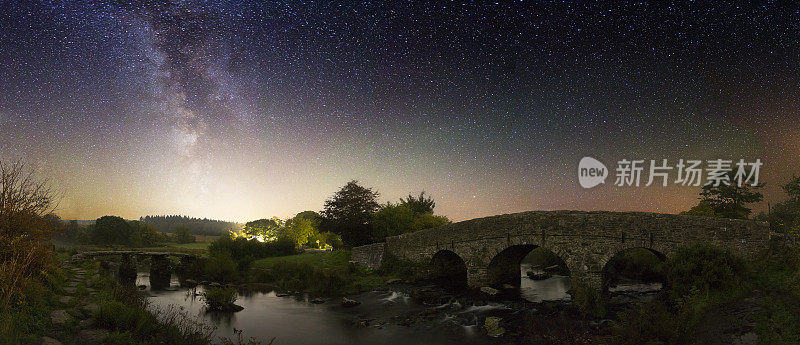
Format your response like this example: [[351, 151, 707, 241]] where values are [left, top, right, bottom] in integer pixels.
[[376, 211, 771, 292], [486, 245, 569, 287], [430, 250, 468, 288], [601, 247, 667, 291]]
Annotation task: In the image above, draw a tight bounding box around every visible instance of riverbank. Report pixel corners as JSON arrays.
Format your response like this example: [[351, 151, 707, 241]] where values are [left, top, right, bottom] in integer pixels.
[[248, 250, 398, 295], [2, 252, 220, 345]]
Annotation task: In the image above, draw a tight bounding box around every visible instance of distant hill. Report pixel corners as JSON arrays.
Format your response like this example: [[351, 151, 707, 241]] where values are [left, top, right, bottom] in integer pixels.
[[139, 215, 238, 236]]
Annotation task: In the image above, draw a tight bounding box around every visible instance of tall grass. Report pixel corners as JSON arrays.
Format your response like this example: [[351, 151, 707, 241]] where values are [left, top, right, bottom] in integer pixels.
[[94, 284, 215, 345], [266, 261, 349, 295]]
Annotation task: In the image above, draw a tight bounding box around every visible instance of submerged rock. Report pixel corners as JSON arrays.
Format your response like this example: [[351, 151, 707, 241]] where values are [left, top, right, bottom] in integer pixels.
[[341, 297, 361, 307], [311, 297, 326, 304], [484, 316, 505, 337], [526, 270, 552, 280]]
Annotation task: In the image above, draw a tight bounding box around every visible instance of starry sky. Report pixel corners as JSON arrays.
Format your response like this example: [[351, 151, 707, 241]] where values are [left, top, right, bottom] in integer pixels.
[[1, 1, 798, 222]]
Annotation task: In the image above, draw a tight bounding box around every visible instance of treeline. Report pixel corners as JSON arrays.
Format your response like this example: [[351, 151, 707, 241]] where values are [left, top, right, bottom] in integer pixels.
[[139, 215, 238, 236], [240, 181, 451, 248], [61, 216, 197, 247]]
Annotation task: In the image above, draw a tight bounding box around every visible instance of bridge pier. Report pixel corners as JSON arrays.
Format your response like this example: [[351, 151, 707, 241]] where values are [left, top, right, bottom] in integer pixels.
[[466, 268, 490, 288], [149, 254, 172, 290], [118, 254, 137, 286], [570, 273, 605, 294]]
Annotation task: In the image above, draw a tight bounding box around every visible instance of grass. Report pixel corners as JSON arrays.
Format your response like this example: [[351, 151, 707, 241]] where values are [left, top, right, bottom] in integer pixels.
[[250, 250, 395, 295], [251, 250, 352, 270], [169, 242, 211, 250]]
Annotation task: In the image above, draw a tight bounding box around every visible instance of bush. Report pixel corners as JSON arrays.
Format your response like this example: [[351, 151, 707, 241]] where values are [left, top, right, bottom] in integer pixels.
[[201, 286, 238, 311], [267, 261, 349, 296], [204, 251, 239, 282], [602, 302, 686, 345], [666, 243, 746, 301], [205, 236, 299, 281], [570, 281, 606, 318], [208, 236, 297, 261]]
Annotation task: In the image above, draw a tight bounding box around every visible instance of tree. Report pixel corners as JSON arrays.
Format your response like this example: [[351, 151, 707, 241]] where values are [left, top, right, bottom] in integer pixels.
[[372, 198, 451, 242], [92, 216, 133, 245], [281, 214, 318, 247], [698, 171, 763, 219], [768, 175, 800, 234], [400, 191, 435, 215], [411, 213, 450, 232], [679, 200, 720, 218], [243, 218, 282, 241], [371, 203, 414, 242], [174, 225, 196, 244], [320, 180, 380, 246], [0, 161, 60, 309], [0, 161, 59, 243]]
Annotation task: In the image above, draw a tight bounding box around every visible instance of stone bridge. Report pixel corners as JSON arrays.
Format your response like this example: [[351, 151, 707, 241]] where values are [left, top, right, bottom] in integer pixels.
[[71, 251, 199, 289], [354, 211, 772, 292]]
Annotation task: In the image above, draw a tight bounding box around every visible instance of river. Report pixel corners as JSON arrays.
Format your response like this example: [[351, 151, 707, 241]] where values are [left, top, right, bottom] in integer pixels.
[[134, 264, 659, 345]]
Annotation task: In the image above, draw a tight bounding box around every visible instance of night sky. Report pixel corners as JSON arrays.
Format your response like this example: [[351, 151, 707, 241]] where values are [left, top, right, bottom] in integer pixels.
[[1, 1, 798, 222]]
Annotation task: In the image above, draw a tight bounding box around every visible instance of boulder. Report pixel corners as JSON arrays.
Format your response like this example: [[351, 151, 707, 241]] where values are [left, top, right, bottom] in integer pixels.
[[484, 316, 505, 337], [310, 297, 326, 304], [480, 287, 500, 296], [386, 278, 402, 284]]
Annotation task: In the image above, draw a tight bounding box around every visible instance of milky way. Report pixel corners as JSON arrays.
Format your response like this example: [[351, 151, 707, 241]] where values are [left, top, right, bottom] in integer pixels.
[[1, 1, 798, 221]]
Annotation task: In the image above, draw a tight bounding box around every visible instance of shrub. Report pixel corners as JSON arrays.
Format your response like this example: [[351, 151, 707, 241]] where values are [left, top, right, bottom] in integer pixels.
[[570, 281, 606, 318], [666, 243, 745, 301], [201, 286, 238, 311], [204, 251, 239, 282], [267, 261, 349, 296], [602, 302, 686, 345], [208, 236, 297, 261]]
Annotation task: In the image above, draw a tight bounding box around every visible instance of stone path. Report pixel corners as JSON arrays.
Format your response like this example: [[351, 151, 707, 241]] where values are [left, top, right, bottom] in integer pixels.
[[42, 262, 110, 345]]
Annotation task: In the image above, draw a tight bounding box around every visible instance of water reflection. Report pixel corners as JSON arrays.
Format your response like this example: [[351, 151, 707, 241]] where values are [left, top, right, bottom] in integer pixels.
[[519, 263, 571, 302]]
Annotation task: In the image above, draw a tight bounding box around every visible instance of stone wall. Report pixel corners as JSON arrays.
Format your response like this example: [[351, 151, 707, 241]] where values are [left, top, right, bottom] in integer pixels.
[[351, 242, 386, 269]]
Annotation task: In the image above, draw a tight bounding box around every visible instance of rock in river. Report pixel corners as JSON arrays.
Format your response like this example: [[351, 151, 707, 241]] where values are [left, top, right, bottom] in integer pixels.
[[311, 297, 326, 304], [484, 316, 505, 337], [341, 297, 361, 307], [480, 287, 500, 296]]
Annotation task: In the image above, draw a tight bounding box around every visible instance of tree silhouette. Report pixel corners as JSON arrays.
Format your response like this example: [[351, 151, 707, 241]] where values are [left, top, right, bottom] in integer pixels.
[[699, 171, 763, 219], [320, 180, 379, 246]]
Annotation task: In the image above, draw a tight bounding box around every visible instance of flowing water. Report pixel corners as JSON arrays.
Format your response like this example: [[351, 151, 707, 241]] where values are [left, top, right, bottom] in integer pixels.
[[133, 265, 657, 345]]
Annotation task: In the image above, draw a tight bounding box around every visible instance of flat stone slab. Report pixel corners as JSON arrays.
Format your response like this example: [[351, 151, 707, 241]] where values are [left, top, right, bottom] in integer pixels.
[[41, 336, 62, 345], [78, 329, 108, 342], [78, 319, 94, 328], [58, 296, 72, 304], [67, 281, 78, 287], [50, 310, 70, 325], [81, 303, 99, 313], [63, 287, 77, 294]]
